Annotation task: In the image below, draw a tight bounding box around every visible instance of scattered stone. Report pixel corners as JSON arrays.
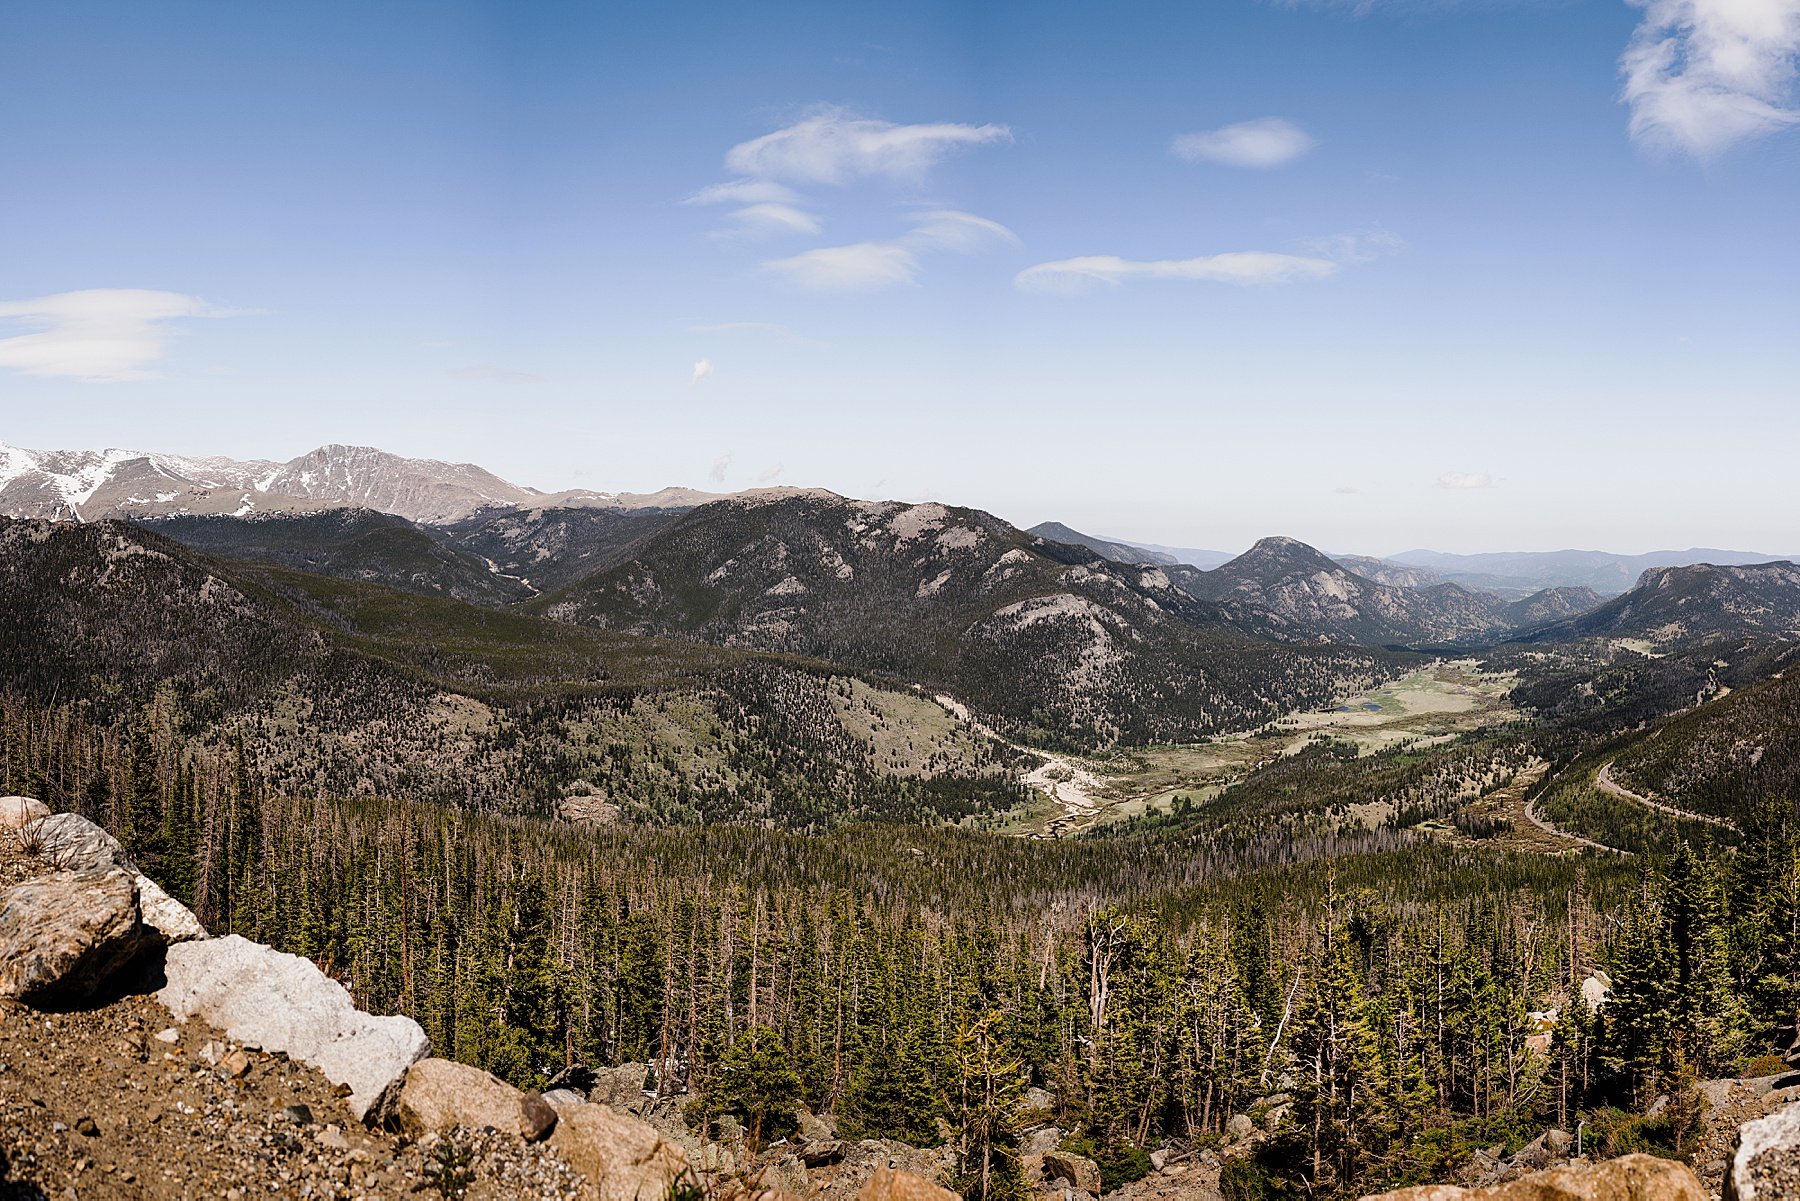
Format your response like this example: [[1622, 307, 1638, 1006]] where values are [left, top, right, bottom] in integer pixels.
[[0, 796, 50, 830], [546, 1094, 691, 1201], [1043, 1150, 1103, 1195], [798, 1103, 837, 1143], [856, 1166, 961, 1201], [219, 1046, 251, 1078], [1149, 1149, 1169, 1171], [801, 1137, 846, 1166], [155, 1026, 180, 1043], [1360, 1152, 1706, 1200], [545, 1063, 601, 1098], [158, 934, 428, 1122], [1023, 1126, 1064, 1154], [0, 869, 153, 1005], [284, 1103, 315, 1126], [318, 1124, 349, 1151], [522, 1091, 558, 1142], [587, 1061, 651, 1105], [75, 1117, 98, 1138]]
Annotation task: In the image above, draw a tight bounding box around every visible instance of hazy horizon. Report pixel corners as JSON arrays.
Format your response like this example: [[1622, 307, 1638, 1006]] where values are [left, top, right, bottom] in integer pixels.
[[3, 0, 1797, 555]]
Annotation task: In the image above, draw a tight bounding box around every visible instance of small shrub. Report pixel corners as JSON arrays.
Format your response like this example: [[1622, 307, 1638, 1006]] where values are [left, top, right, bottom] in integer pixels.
[[428, 1135, 477, 1197], [1742, 1054, 1787, 1079], [1219, 1156, 1270, 1201]]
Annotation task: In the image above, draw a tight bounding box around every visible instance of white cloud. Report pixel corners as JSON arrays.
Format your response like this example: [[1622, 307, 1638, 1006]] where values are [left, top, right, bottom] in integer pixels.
[[1016, 251, 1338, 294], [762, 242, 921, 291], [1171, 118, 1317, 168], [686, 179, 805, 206], [902, 209, 1021, 253], [709, 452, 733, 483], [1436, 472, 1495, 489], [0, 289, 231, 381], [1621, 0, 1800, 157], [724, 108, 1011, 185], [724, 203, 823, 236], [691, 358, 716, 385], [758, 464, 785, 483], [449, 364, 542, 384], [1300, 228, 1405, 264]]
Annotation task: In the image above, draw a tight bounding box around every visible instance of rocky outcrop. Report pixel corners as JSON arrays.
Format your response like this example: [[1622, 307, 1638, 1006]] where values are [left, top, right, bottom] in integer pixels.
[[0, 868, 155, 1004], [1359, 1152, 1707, 1200], [394, 1057, 558, 1141], [546, 1094, 693, 1201], [1730, 1100, 1800, 1201], [30, 811, 206, 944], [158, 934, 429, 1122], [855, 1166, 961, 1201], [1, 795, 50, 829]]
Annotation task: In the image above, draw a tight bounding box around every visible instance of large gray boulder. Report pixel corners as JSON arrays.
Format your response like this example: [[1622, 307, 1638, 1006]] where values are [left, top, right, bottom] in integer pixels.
[[158, 934, 428, 1122], [30, 812, 206, 944], [1730, 1100, 1800, 1201], [0, 868, 154, 1005]]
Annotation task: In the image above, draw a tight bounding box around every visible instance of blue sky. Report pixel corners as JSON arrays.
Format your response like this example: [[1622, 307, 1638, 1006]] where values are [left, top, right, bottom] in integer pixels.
[[1, 0, 1797, 554]]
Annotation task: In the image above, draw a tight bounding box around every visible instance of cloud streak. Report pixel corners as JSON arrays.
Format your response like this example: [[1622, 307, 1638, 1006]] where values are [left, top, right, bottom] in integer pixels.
[[762, 243, 922, 292], [1016, 251, 1339, 293], [724, 109, 1011, 185], [0, 289, 232, 381], [691, 358, 716, 385], [1436, 472, 1495, 489], [1621, 0, 1800, 157], [1171, 117, 1317, 168]]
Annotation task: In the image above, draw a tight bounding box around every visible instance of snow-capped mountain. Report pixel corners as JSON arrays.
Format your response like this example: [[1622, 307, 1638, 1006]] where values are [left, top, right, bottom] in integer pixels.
[[0, 441, 740, 525]]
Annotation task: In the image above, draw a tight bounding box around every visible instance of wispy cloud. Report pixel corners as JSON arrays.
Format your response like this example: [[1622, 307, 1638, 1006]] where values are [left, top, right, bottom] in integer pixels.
[[1298, 227, 1405, 264], [691, 358, 716, 385], [901, 209, 1021, 253], [724, 108, 1011, 185], [709, 453, 733, 483], [1621, 0, 1800, 157], [1171, 118, 1317, 168], [762, 243, 921, 292], [758, 464, 785, 483], [449, 364, 543, 384], [1016, 251, 1339, 294], [1436, 471, 1495, 489], [686, 179, 821, 239], [0, 289, 234, 381]]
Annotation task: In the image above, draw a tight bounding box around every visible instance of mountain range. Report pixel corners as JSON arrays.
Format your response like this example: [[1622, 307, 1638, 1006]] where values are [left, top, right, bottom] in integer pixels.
[[0, 440, 788, 525], [9, 438, 1800, 663]]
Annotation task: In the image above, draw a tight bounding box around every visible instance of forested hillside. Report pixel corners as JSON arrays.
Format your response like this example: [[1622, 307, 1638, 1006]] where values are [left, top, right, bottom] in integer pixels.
[[536, 494, 1392, 747]]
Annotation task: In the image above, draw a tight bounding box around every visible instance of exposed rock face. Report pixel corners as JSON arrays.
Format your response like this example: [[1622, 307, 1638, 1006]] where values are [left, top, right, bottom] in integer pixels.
[[1, 795, 50, 829], [1359, 1151, 1707, 1200], [30, 812, 206, 944], [394, 1057, 557, 1142], [1043, 1150, 1104, 1194], [1731, 1100, 1800, 1201], [0, 869, 153, 1004], [158, 934, 429, 1122], [545, 1096, 692, 1201], [855, 1166, 961, 1201]]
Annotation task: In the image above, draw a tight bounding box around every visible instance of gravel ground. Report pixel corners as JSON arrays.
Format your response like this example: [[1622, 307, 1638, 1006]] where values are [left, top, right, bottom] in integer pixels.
[[0, 992, 584, 1199]]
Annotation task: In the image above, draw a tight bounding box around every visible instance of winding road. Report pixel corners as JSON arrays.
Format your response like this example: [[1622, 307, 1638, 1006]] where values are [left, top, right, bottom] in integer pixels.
[[1594, 761, 1742, 835]]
